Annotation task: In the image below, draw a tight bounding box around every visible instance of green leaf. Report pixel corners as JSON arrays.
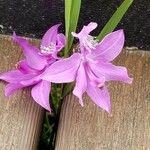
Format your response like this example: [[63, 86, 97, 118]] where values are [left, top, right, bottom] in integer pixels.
[[51, 84, 62, 115], [97, 0, 133, 41], [65, 0, 72, 40], [64, 0, 81, 57]]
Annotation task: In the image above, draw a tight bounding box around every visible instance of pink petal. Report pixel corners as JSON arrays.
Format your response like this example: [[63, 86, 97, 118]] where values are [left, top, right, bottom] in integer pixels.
[[47, 33, 66, 59], [90, 62, 133, 84], [0, 70, 23, 82], [56, 33, 66, 49], [5, 83, 24, 96], [52, 33, 66, 59], [42, 53, 81, 83], [41, 24, 60, 48], [20, 75, 41, 86], [0, 70, 35, 83], [31, 80, 51, 111], [18, 60, 38, 74], [90, 30, 125, 62], [86, 85, 111, 113], [86, 64, 106, 87], [13, 32, 47, 70], [51, 52, 60, 60], [72, 22, 97, 37], [73, 62, 87, 106]]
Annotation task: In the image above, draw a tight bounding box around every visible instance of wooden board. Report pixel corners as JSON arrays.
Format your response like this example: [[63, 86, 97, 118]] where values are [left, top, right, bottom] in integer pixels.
[[0, 35, 44, 150], [55, 50, 150, 150]]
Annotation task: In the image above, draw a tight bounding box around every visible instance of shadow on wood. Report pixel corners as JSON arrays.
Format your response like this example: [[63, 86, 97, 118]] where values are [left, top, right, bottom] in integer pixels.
[[55, 50, 150, 150], [0, 35, 44, 150]]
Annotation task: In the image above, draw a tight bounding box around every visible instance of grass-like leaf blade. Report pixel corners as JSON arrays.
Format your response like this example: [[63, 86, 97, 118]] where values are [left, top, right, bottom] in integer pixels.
[[64, 0, 81, 57], [65, 0, 72, 41], [97, 0, 133, 41]]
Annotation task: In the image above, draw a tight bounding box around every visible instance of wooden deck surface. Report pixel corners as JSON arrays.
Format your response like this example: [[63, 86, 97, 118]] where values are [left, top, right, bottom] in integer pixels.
[[0, 34, 150, 150], [55, 50, 150, 150], [0, 35, 44, 150]]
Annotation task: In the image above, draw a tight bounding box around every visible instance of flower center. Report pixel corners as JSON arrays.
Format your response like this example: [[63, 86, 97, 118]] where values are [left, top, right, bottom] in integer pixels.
[[85, 35, 98, 50], [40, 42, 55, 54]]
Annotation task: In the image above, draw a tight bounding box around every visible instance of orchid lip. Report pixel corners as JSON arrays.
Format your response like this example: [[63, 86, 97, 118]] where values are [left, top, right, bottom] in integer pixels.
[[86, 64, 105, 87]]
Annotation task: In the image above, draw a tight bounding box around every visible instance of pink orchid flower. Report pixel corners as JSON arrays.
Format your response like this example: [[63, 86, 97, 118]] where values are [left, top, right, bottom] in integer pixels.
[[0, 24, 66, 111], [42, 22, 133, 113]]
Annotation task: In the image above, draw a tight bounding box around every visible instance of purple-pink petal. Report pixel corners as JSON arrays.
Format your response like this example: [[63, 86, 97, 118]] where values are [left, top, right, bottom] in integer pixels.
[[90, 62, 133, 84], [18, 60, 38, 74], [13, 32, 47, 70], [41, 53, 81, 83], [5, 83, 25, 96], [31, 80, 51, 111], [72, 22, 97, 37], [90, 30, 125, 62], [56, 33, 66, 49], [73, 62, 87, 106], [0, 70, 36, 83], [41, 24, 60, 48], [51, 33, 66, 59], [86, 85, 111, 113], [20, 74, 41, 86], [0, 70, 23, 83]]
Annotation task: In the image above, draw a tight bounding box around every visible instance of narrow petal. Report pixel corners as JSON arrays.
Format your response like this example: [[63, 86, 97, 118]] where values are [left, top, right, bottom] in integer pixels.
[[90, 62, 133, 84], [0, 70, 23, 82], [5, 83, 24, 96], [42, 53, 81, 83], [31, 80, 51, 111], [72, 22, 97, 37], [90, 30, 125, 62], [13, 32, 47, 70], [12, 32, 29, 45], [73, 62, 87, 106], [41, 24, 60, 48], [86, 85, 111, 113], [0, 70, 35, 83]]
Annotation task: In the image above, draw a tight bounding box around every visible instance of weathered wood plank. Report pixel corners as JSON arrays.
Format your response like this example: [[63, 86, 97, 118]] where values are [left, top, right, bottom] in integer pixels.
[[55, 50, 150, 150], [0, 35, 44, 150]]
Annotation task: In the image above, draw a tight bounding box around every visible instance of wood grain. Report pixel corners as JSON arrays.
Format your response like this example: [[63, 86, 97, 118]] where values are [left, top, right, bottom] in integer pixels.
[[0, 35, 44, 150], [55, 50, 150, 150]]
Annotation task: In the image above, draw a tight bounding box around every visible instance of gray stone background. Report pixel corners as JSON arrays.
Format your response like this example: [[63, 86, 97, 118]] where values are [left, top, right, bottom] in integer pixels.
[[0, 0, 149, 49]]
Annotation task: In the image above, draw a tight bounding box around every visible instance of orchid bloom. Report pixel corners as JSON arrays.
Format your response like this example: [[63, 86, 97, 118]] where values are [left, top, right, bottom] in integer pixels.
[[0, 24, 66, 111], [42, 22, 133, 113]]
